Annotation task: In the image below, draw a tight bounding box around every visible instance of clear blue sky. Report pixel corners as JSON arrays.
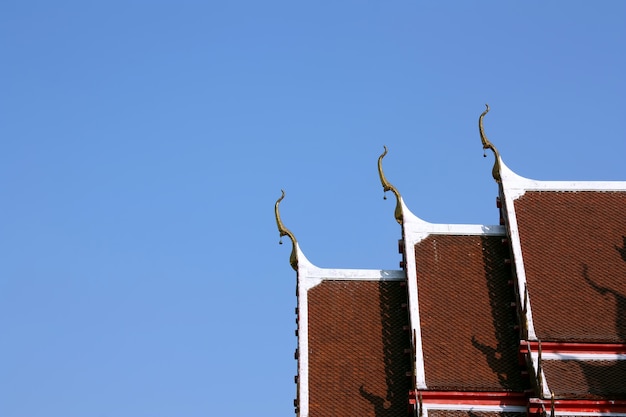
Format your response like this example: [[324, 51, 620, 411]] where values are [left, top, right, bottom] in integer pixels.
[[1, 2, 624, 416]]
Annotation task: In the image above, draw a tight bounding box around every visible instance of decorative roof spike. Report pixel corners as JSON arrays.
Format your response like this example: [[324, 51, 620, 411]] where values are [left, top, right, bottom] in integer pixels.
[[479, 104, 502, 182], [275, 190, 298, 270], [550, 391, 555, 417], [377, 146, 403, 225]]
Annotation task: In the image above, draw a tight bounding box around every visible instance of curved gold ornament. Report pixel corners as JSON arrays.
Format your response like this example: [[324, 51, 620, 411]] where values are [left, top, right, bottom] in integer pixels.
[[275, 190, 298, 270], [479, 104, 502, 182], [378, 146, 403, 224]]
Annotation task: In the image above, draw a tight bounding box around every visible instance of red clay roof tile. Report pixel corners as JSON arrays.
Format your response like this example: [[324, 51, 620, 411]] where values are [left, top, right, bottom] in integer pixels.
[[414, 235, 525, 391], [308, 280, 411, 417], [515, 191, 626, 343], [542, 359, 626, 399]]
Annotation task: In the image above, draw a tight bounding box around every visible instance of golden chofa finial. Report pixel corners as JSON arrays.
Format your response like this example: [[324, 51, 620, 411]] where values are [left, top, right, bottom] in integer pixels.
[[479, 104, 502, 182], [378, 146, 403, 224], [275, 190, 298, 270]]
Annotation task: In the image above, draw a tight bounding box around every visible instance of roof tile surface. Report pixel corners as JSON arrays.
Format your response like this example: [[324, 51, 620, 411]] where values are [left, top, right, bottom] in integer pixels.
[[308, 280, 411, 417], [542, 359, 626, 399], [515, 191, 626, 343], [414, 235, 525, 391]]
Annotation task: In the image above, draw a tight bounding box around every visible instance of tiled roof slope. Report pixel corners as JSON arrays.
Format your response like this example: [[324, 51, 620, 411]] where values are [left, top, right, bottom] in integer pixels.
[[307, 280, 412, 417], [414, 235, 525, 391], [542, 359, 626, 399], [514, 191, 626, 343]]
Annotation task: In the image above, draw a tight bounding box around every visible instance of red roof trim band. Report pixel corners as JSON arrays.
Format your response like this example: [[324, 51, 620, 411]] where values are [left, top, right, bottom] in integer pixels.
[[410, 391, 528, 406], [523, 341, 626, 354], [528, 398, 626, 414]]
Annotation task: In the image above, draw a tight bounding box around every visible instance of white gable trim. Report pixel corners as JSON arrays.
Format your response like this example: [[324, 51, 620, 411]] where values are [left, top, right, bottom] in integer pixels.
[[500, 159, 626, 197], [295, 245, 311, 417]]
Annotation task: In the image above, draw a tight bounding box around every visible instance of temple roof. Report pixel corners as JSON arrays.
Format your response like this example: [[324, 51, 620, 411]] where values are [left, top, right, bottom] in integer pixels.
[[277, 106, 626, 416]]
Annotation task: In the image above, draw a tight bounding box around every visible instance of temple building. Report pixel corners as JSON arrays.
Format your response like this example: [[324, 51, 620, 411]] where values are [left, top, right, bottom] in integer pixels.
[[275, 105, 626, 417]]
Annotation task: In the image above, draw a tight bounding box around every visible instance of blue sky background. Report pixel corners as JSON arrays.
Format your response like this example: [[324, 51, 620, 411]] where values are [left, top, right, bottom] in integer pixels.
[[1, 2, 625, 416]]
